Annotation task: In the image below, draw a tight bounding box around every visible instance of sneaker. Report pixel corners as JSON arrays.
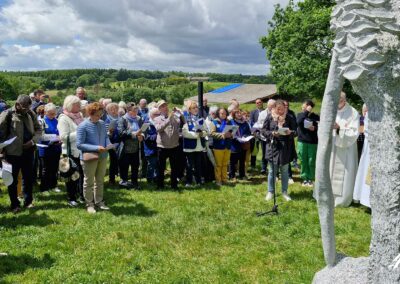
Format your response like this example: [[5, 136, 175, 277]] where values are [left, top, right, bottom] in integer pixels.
[[301, 181, 308, 187], [68, 201, 79, 207], [288, 178, 294, 185], [185, 183, 192, 188], [119, 180, 129, 189], [87, 206, 96, 214], [307, 181, 314, 188], [265, 192, 273, 201], [12, 207, 22, 214], [98, 205, 110, 210], [53, 187, 62, 193], [78, 198, 85, 204], [25, 203, 35, 209], [282, 192, 292, 201]]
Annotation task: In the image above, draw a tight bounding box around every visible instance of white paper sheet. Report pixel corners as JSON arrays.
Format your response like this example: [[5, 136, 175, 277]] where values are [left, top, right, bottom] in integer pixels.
[[0, 136, 17, 150]]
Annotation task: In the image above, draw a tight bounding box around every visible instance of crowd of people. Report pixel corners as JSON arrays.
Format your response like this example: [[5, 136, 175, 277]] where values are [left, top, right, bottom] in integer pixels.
[[0, 87, 369, 214]]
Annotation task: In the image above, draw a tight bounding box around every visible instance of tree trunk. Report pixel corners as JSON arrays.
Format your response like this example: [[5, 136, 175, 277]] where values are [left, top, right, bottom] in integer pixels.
[[315, 48, 344, 267]]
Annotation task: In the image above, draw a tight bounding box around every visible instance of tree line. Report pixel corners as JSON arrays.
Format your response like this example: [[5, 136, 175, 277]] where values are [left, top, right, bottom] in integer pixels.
[[0, 69, 274, 103]]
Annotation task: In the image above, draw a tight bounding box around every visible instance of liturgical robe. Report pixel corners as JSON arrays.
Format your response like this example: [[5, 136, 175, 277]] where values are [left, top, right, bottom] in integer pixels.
[[330, 103, 360, 207], [353, 112, 370, 207]]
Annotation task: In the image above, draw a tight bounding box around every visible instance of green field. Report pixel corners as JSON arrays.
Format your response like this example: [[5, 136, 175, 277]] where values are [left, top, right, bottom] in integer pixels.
[[0, 168, 370, 283]]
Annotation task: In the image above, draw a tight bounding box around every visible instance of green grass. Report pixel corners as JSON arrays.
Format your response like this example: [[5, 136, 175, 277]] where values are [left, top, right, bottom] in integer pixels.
[[0, 167, 370, 283]]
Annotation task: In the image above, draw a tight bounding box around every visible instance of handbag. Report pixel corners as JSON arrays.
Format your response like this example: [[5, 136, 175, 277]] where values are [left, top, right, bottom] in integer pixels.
[[59, 135, 80, 181], [82, 123, 103, 161], [82, 152, 99, 161]]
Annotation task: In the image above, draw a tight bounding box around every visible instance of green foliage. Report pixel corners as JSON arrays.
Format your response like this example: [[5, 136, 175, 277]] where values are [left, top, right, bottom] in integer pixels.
[[260, 0, 335, 99], [0, 75, 17, 100], [75, 74, 98, 88]]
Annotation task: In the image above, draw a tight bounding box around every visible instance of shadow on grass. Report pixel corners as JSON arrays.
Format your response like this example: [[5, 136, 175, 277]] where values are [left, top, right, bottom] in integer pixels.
[[0, 212, 56, 229], [110, 201, 157, 217], [289, 189, 314, 201], [0, 253, 54, 280]]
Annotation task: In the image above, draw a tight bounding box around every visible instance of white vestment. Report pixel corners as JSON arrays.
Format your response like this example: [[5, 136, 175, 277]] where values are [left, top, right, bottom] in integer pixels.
[[330, 104, 360, 207], [353, 112, 370, 207]]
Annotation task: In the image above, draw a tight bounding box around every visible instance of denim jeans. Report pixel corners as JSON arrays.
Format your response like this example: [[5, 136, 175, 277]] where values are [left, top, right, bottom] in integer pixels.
[[268, 163, 289, 193], [146, 154, 158, 181]]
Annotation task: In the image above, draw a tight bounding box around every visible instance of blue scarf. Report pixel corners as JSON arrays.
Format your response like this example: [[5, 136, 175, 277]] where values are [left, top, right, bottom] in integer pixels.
[[124, 113, 139, 131]]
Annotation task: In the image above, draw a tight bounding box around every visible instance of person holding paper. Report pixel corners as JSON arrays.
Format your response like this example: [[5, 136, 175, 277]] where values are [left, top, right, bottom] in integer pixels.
[[262, 100, 297, 202], [0, 95, 42, 213], [296, 99, 320, 187], [143, 108, 160, 183], [154, 100, 185, 190], [104, 102, 120, 185], [229, 109, 251, 180], [328, 92, 360, 207], [117, 103, 143, 190], [210, 108, 233, 185], [38, 103, 62, 194], [77, 102, 111, 214], [58, 95, 84, 206], [182, 102, 206, 186]]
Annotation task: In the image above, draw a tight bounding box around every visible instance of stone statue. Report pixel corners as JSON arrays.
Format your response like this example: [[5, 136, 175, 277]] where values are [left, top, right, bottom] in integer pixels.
[[313, 0, 400, 283]]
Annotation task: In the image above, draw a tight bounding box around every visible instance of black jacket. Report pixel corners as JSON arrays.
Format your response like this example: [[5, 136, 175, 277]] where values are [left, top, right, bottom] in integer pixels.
[[296, 111, 320, 144], [250, 108, 262, 126], [261, 113, 297, 165]]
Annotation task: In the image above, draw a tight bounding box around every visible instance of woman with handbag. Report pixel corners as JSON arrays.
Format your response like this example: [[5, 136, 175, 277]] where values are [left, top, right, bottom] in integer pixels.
[[77, 102, 112, 214], [229, 109, 251, 180], [58, 95, 84, 206]]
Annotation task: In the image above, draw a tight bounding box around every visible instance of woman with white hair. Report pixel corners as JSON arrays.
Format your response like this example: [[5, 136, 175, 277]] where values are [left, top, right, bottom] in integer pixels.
[[57, 95, 84, 206], [105, 102, 120, 185], [39, 103, 62, 194]]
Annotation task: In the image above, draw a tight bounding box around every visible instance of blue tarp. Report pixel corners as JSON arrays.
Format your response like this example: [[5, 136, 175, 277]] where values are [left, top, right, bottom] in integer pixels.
[[210, 83, 243, 94]]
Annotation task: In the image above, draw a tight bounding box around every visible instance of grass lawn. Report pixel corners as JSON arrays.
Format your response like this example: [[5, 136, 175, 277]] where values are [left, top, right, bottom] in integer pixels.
[[0, 168, 371, 283]]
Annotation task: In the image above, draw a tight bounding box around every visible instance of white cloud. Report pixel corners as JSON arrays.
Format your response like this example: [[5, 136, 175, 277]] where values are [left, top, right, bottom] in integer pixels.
[[0, 0, 287, 74]]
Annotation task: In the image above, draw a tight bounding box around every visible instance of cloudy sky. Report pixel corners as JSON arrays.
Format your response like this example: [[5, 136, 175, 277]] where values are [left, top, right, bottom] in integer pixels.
[[0, 0, 289, 74]]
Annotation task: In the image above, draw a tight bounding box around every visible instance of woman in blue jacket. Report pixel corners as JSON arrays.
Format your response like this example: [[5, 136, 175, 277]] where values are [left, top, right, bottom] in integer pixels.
[[210, 108, 233, 185], [229, 109, 251, 180], [77, 102, 111, 214], [39, 103, 62, 193]]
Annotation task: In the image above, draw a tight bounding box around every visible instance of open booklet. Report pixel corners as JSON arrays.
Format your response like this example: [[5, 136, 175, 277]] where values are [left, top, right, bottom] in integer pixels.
[[106, 143, 119, 150], [304, 119, 313, 129], [0, 136, 17, 150], [237, 136, 254, 143], [140, 123, 150, 132], [277, 127, 290, 135], [222, 125, 239, 136]]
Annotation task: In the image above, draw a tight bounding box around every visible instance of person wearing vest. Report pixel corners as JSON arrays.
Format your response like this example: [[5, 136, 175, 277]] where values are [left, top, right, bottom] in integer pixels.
[[153, 100, 185, 190], [229, 109, 251, 180], [104, 102, 120, 185], [182, 102, 207, 187], [143, 108, 160, 183], [210, 108, 233, 185], [77, 102, 111, 214], [117, 103, 143, 190], [38, 103, 62, 194], [0, 95, 42, 213]]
